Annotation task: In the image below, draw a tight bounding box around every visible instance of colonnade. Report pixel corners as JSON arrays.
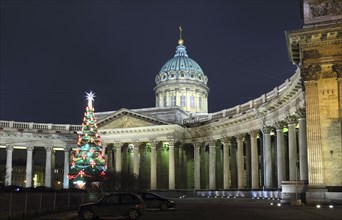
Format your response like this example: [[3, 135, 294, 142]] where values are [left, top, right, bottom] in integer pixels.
[[4, 145, 71, 188], [4, 115, 308, 191], [190, 115, 308, 190], [104, 141, 177, 190]]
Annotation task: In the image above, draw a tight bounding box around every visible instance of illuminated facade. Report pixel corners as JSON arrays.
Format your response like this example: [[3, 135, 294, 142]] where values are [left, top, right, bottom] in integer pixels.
[[0, 0, 340, 204]]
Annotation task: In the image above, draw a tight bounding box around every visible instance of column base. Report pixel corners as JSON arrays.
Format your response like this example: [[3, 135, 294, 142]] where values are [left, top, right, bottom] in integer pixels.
[[305, 184, 331, 205], [281, 181, 308, 204]]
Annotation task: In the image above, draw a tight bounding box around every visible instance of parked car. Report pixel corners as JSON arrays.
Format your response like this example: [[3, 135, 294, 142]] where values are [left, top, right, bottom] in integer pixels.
[[78, 192, 146, 220], [137, 192, 175, 211]]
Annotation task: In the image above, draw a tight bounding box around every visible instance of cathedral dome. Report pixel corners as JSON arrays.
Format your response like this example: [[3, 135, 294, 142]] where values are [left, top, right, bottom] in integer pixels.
[[155, 44, 208, 85], [154, 29, 209, 114]]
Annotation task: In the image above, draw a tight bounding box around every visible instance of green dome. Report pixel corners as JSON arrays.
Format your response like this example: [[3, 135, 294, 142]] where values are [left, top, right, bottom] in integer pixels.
[[155, 44, 208, 85]]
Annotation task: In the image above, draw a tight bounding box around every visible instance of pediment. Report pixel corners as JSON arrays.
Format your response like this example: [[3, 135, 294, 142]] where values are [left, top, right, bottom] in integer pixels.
[[97, 109, 169, 129]]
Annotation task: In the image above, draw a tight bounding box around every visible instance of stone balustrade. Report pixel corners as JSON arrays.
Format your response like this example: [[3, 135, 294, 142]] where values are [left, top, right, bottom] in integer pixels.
[[0, 120, 81, 132], [183, 69, 301, 125]]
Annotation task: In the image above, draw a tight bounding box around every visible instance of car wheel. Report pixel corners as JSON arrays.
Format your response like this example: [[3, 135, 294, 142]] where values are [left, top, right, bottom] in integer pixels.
[[160, 202, 168, 211], [83, 209, 95, 220], [128, 209, 139, 220]]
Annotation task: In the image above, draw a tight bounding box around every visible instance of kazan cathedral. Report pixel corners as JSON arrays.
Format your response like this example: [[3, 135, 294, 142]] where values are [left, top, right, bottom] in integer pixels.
[[0, 0, 341, 205]]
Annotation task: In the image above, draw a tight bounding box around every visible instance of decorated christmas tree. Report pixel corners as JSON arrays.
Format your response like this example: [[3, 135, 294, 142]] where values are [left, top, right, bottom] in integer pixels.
[[68, 91, 106, 188]]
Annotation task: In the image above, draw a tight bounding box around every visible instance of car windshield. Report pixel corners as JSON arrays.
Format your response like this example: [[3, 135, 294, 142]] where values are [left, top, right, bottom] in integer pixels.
[[97, 195, 110, 203]]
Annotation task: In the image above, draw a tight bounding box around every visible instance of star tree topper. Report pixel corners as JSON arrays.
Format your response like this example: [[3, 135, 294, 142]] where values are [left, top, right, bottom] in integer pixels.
[[86, 91, 96, 108]]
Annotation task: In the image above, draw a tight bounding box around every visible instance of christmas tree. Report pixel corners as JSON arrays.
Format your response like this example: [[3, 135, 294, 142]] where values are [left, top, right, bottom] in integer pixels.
[[68, 91, 106, 188]]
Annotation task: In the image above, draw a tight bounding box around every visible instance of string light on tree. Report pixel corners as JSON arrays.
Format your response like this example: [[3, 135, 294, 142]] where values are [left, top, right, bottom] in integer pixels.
[[68, 91, 106, 188]]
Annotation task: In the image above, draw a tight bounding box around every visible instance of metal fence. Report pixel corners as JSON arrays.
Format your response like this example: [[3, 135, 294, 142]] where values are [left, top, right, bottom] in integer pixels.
[[0, 191, 92, 220]]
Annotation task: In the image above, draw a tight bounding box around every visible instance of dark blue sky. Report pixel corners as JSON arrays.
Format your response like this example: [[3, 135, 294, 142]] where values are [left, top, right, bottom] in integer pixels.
[[0, 0, 303, 124]]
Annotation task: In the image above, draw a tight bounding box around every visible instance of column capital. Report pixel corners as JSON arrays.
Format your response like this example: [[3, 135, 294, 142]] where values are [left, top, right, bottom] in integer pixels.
[[274, 120, 287, 130], [193, 142, 203, 149], [6, 145, 14, 151], [296, 107, 306, 118], [249, 130, 258, 139], [45, 146, 53, 152], [262, 126, 274, 134], [167, 139, 175, 146], [113, 142, 122, 148], [27, 146, 35, 151], [63, 146, 71, 152], [134, 142, 140, 149], [285, 115, 298, 125], [235, 134, 244, 142], [207, 139, 216, 146], [222, 136, 233, 144], [148, 140, 157, 148]]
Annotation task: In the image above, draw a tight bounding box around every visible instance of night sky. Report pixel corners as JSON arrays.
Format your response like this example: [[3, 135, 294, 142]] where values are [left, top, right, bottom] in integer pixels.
[[1, 0, 303, 125]]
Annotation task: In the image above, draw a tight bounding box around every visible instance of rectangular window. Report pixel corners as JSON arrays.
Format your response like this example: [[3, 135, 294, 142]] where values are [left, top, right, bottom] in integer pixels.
[[198, 97, 202, 109], [163, 96, 167, 107], [180, 96, 186, 107], [171, 96, 176, 106], [190, 96, 195, 108]]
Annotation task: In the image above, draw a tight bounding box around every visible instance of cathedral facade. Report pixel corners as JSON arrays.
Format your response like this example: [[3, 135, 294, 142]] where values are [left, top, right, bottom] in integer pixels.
[[0, 0, 341, 204]]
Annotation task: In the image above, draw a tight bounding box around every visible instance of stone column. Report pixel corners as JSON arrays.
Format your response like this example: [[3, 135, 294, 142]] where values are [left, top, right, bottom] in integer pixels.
[[222, 137, 231, 189], [298, 112, 308, 181], [51, 149, 56, 187], [245, 135, 252, 189], [168, 140, 175, 190], [194, 142, 201, 190], [275, 122, 286, 189], [5, 145, 14, 186], [250, 131, 259, 189], [186, 88, 189, 110], [133, 142, 140, 176], [63, 147, 70, 189], [107, 145, 114, 172], [200, 145, 207, 189], [115, 143, 122, 172], [45, 146, 53, 187], [209, 140, 216, 190], [287, 118, 298, 180], [25, 146, 34, 188], [263, 127, 273, 189], [150, 142, 157, 190], [236, 134, 244, 189]]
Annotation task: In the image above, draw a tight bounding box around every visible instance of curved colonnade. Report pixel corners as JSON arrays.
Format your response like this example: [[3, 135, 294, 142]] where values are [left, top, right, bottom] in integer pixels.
[[0, 69, 306, 191]]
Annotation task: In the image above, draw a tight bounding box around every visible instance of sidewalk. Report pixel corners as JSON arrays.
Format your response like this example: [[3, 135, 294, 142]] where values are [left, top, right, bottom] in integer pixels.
[[32, 211, 78, 220]]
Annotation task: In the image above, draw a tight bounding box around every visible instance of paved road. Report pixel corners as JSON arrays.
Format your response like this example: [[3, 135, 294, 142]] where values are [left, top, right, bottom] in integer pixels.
[[34, 197, 342, 220]]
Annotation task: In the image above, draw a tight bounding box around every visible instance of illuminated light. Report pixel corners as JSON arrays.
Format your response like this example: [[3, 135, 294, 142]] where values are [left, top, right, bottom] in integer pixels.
[[316, 205, 321, 208], [14, 146, 27, 149], [58, 181, 61, 184], [234, 197, 236, 199], [329, 205, 333, 209], [277, 203, 281, 207], [257, 197, 259, 200], [270, 203, 274, 206]]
